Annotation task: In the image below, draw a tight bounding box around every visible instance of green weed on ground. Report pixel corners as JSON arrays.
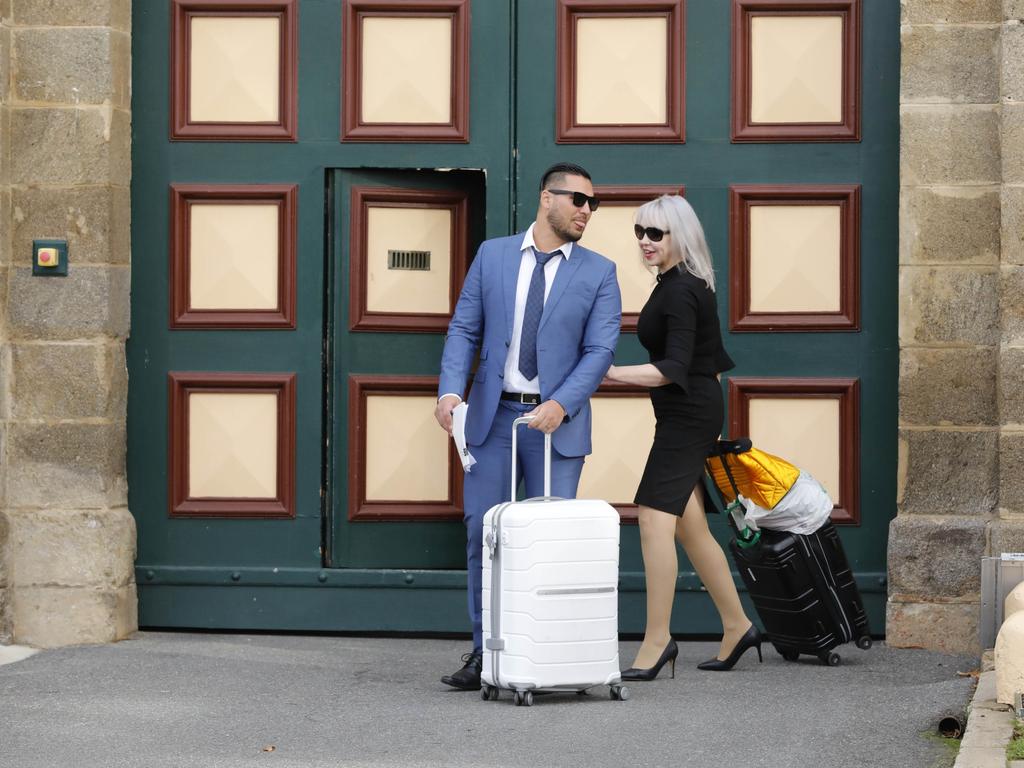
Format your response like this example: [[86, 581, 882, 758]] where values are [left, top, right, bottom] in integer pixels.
[[921, 729, 961, 768], [1008, 718, 1024, 761]]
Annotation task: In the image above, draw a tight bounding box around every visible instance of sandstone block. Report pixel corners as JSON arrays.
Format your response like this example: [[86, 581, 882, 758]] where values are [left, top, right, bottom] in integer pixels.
[[9, 342, 126, 420], [1003, 187, 1024, 265], [114, 582, 137, 640], [1004, 19, 1024, 102], [901, 187, 1000, 265], [0, 189, 11, 265], [0, 511, 8, 588], [885, 600, 980, 653], [888, 515, 988, 597], [6, 266, 129, 340], [0, 105, 9, 187], [901, 25, 999, 104], [902, 105, 1000, 185], [997, 432, 1024, 513], [899, 266, 999, 345], [0, 25, 10, 104], [0, 266, 8, 339], [12, 583, 136, 648], [902, 0, 1002, 22], [12, 186, 130, 265], [899, 347, 997, 425], [0, 423, 6, 502], [13, 28, 129, 108], [6, 508, 135, 588], [989, 515, 1024, 551], [1001, 346, 1024, 425], [1004, 267, 1024, 345], [6, 422, 127, 509], [0, 343, 9, 419], [9, 107, 130, 187], [1003, 103, 1024, 183], [13, 0, 130, 30], [898, 429, 998, 514]]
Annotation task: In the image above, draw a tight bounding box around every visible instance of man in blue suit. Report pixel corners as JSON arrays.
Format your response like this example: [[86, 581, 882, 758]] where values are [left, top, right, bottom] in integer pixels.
[[435, 162, 622, 690]]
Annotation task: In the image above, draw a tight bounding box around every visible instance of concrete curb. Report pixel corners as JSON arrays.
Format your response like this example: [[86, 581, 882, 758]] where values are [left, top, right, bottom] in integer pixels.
[[953, 670, 1017, 768]]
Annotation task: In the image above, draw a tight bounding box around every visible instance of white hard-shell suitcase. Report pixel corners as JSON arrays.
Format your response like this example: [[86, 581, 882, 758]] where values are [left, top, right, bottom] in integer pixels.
[[480, 416, 628, 707]]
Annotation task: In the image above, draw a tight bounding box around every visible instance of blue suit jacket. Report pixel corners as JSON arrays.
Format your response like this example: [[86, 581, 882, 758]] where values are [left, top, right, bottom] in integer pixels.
[[438, 232, 622, 457]]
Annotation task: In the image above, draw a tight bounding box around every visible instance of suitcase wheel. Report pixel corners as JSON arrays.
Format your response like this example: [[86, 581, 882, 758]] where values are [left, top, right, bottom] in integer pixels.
[[820, 652, 842, 667], [610, 684, 630, 702], [481, 684, 499, 701], [513, 690, 534, 707], [856, 636, 873, 650], [781, 649, 800, 662]]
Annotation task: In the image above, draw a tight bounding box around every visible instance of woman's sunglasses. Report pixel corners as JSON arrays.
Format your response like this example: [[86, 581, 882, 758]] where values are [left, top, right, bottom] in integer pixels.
[[634, 225, 669, 242], [546, 188, 601, 211]]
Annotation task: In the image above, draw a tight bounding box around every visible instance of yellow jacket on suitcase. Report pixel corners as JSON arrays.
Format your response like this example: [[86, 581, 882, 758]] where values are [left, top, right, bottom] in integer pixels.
[[707, 445, 800, 510]]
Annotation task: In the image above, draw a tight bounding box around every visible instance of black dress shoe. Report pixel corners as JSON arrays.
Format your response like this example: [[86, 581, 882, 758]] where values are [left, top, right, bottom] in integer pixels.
[[697, 625, 763, 671], [441, 651, 482, 690], [621, 640, 678, 681]]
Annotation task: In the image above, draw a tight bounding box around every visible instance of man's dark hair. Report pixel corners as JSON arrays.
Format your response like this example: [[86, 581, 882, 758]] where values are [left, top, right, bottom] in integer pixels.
[[539, 162, 592, 191]]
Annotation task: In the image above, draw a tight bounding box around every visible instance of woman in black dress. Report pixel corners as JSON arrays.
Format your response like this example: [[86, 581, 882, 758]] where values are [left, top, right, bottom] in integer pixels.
[[605, 195, 761, 680]]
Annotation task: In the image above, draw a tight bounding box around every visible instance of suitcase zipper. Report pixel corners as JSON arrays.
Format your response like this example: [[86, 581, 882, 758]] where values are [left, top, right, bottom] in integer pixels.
[[799, 532, 853, 643], [486, 502, 512, 687]]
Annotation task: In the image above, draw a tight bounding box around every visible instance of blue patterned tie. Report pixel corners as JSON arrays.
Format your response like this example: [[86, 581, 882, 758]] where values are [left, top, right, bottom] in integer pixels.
[[518, 250, 556, 381]]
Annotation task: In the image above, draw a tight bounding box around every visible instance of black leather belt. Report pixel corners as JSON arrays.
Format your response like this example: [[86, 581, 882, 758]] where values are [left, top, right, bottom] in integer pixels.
[[501, 392, 542, 405]]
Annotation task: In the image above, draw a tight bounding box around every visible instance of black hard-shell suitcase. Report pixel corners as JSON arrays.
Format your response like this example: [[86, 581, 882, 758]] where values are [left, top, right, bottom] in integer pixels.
[[729, 521, 872, 666]]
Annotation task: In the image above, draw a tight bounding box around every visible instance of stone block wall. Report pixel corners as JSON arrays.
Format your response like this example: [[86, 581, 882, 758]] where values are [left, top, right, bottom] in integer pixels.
[[0, 0, 135, 648], [891, 0, 1024, 653], [1, 0, 13, 645]]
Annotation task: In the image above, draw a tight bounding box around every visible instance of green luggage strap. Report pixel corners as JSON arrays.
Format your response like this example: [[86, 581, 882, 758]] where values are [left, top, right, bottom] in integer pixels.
[[704, 445, 761, 550]]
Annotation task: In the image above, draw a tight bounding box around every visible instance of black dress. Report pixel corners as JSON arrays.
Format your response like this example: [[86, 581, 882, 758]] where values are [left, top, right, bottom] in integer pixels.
[[633, 266, 735, 516]]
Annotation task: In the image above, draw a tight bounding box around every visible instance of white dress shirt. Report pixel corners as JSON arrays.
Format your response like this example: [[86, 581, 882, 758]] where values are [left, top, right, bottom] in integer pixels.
[[503, 223, 572, 394]]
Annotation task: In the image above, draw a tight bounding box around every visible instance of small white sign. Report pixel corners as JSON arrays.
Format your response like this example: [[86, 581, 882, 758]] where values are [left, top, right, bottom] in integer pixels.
[[1000, 553, 1024, 561]]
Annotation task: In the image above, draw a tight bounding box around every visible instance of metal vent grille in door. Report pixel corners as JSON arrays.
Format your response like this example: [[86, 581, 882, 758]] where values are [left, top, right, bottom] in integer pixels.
[[388, 250, 431, 270]]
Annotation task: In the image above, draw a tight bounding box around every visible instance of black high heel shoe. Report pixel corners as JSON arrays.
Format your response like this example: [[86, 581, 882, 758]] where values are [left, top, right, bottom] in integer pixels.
[[697, 625, 763, 671], [621, 640, 679, 681]]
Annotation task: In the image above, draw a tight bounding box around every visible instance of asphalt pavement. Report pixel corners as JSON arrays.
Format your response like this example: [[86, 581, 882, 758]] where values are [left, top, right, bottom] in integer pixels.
[[0, 632, 978, 768]]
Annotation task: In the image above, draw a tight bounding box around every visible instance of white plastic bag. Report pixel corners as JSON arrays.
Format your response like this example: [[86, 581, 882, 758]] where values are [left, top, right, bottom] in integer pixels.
[[739, 470, 833, 535]]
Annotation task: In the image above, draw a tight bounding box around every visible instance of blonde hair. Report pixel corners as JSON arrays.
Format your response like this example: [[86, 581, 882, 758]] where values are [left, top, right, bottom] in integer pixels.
[[634, 195, 716, 291]]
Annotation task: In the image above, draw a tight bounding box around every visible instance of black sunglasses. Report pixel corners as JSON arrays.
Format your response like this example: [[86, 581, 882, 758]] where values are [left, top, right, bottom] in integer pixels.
[[634, 225, 669, 242], [546, 188, 601, 211]]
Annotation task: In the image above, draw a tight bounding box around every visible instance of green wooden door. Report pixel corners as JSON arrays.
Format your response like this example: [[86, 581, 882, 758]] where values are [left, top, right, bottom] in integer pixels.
[[130, 0, 512, 630], [130, 0, 897, 634], [513, 0, 897, 633]]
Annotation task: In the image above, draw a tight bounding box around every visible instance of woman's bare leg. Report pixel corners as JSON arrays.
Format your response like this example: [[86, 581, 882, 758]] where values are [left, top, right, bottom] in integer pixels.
[[631, 504, 679, 669], [675, 483, 753, 660]]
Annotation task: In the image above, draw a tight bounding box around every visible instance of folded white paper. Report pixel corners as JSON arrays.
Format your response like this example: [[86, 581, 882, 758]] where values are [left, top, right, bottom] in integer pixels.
[[451, 402, 476, 472]]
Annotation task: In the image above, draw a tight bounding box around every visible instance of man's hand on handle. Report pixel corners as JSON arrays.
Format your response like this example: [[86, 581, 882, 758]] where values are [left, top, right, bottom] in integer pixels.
[[526, 400, 566, 434], [435, 394, 461, 435]]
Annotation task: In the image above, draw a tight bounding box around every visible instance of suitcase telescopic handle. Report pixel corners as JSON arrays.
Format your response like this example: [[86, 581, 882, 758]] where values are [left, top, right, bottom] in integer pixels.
[[511, 416, 552, 499]]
